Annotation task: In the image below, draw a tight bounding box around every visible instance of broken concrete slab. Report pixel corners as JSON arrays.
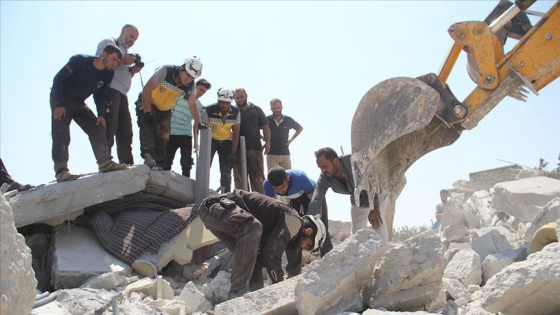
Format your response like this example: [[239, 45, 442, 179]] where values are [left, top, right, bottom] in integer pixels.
[[51, 225, 130, 290], [0, 195, 36, 315], [11, 165, 150, 228], [481, 253, 514, 284], [471, 229, 513, 263], [443, 249, 482, 286], [215, 276, 300, 315], [367, 233, 444, 312], [295, 229, 388, 315], [491, 176, 560, 226], [145, 170, 196, 204], [480, 242, 560, 314], [463, 189, 495, 226], [440, 198, 481, 231], [177, 281, 213, 314]]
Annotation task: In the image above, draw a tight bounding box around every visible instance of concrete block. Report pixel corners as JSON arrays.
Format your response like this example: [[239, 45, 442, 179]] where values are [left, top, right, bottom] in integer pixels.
[[11, 165, 150, 228], [471, 229, 513, 263], [492, 176, 560, 227], [441, 224, 469, 243], [481, 253, 514, 284], [480, 242, 560, 315], [295, 230, 388, 315], [367, 234, 444, 312], [0, 195, 36, 315], [145, 170, 195, 204], [215, 276, 300, 315], [177, 282, 213, 314], [52, 225, 129, 290], [443, 249, 482, 286]]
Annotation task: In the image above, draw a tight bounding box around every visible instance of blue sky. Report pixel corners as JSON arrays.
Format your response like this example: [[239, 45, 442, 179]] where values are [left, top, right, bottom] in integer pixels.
[[1, 1, 558, 228]]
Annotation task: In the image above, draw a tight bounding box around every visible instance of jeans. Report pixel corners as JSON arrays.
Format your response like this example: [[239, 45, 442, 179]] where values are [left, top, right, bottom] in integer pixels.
[[164, 135, 193, 177], [50, 93, 112, 175], [199, 201, 262, 293], [210, 139, 233, 192], [137, 106, 171, 165], [233, 149, 265, 194], [105, 89, 134, 165]]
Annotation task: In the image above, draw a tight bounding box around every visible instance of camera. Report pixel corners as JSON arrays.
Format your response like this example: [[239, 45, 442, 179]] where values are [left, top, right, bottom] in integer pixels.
[[128, 53, 144, 71]]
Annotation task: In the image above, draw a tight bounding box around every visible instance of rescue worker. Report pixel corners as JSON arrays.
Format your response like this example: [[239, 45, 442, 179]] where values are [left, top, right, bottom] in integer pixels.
[[198, 190, 326, 299], [136, 57, 205, 168]]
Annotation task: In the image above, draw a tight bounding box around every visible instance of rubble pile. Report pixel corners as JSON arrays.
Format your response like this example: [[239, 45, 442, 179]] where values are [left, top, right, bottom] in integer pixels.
[[1, 166, 559, 314]]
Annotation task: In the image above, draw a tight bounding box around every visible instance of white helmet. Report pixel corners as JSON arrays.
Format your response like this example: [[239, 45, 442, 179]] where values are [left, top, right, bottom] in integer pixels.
[[303, 214, 326, 252], [184, 56, 203, 79], [217, 88, 235, 103]]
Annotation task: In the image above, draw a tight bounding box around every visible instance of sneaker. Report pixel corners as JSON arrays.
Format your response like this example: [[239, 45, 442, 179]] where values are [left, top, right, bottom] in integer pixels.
[[56, 171, 81, 183], [144, 153, 157, 168], [99, 161, 128, 173]]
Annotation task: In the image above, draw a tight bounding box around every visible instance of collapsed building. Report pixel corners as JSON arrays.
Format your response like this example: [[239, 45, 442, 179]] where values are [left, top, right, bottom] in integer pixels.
[[1, 164, 559, 315]]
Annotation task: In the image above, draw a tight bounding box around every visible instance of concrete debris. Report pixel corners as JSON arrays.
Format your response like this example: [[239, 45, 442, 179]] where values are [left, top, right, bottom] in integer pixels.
[[2, 166, 560, 314]]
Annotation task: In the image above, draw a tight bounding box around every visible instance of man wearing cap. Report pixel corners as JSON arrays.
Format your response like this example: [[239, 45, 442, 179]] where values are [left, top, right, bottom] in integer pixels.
[[198, 190, 326, 300], [202, 88, 240, 192], [136, 57, 205, 168]]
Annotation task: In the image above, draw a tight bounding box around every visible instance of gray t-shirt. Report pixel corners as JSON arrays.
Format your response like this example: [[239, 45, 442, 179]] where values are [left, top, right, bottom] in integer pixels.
[[96, 37, 131, 95]]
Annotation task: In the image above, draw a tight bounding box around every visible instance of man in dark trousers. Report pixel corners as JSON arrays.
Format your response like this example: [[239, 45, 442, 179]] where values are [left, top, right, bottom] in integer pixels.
[[199, 190, 326, 299], [233, 88, 270, 193], [50, 44, 128, 182]]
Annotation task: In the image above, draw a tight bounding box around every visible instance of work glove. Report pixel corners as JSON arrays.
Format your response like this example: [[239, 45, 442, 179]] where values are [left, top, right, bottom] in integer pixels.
[[143, 111, 157, 129], [227, 152, 237, 168]]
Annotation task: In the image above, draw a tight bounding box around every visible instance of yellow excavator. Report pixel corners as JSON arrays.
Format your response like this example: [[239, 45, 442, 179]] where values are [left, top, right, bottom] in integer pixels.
[[350, 0, 559, 236]]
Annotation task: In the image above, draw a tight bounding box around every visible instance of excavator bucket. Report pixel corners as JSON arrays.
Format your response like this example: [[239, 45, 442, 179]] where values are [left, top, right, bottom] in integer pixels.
[[350, 77, 462, 203]]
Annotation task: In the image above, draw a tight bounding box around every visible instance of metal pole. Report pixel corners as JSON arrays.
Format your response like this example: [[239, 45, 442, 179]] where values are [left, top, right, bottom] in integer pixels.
[[195, 127, 212, 204], [240, 136, 249, 191]]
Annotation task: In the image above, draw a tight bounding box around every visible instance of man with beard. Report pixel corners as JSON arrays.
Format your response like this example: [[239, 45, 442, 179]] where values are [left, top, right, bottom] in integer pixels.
[[136, 57, 204, 168], [203, 88, 240, 192], [266, 98, 303, 171], [308, 147, 388, 244], [233, 88, 270, 194], [95, 24, 141, 165], [50, 44, 128, 182]]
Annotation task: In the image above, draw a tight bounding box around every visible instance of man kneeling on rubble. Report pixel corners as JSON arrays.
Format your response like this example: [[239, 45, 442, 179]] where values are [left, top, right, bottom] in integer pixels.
[[199, 190, 326, 299]]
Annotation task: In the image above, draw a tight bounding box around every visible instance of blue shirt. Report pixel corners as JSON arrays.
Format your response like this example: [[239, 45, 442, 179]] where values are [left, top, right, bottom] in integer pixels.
[[51, 54, 114, 117], [264, 169, 316, 216]]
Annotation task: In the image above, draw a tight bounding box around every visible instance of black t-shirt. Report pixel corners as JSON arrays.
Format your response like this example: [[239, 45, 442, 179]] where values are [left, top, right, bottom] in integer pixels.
[[239, 103, 268, 150]]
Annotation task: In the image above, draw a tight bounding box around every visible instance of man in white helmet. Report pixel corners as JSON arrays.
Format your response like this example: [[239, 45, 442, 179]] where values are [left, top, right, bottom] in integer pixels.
[[202, 88, 240, 192], [199, 190, 326, 300], [136, 57, 206, 168]]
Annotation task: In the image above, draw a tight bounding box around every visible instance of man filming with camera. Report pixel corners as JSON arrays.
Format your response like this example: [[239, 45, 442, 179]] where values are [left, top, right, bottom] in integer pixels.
[[95, 24, 141, 165]]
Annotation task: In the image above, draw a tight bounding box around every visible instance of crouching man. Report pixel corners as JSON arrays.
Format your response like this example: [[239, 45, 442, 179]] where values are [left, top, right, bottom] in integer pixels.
[[199, 190, 326, 299]]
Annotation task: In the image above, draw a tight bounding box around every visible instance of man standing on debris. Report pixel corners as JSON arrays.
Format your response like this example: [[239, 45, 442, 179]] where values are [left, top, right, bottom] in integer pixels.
[[95, 24, 140, 165], [199, 190, 326, 299], [308, 147, 388, 244], [163, 78, 211, 177], [203, 88, 240, 192], [136, 57, 205, 168], [0, 158, 33, 192], [233, 88, 270, 194], [266, 98, 303, 171], [432, 189, 449, 230], [264, 166, 333, 256], [50, 44, 128, 182]]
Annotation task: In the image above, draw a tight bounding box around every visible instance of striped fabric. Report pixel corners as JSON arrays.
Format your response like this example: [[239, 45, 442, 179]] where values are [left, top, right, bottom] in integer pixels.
[[90, 205, 199, 264]]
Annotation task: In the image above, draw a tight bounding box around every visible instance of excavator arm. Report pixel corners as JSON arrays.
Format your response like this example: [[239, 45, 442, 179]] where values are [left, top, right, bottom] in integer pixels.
[[350, 0, 559, 238]]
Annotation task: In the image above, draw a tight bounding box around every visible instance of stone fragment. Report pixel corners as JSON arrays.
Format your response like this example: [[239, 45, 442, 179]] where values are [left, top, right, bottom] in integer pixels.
[[481, 253, 514, 284], [177, 281, 213, 314], [295, 230, 388, 315], [367, 233, 444, 312], [443, 249, 482, 286], [0, 195, 36, 315], [480, 242, 560, 314], [471, 229, 513, 263]]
